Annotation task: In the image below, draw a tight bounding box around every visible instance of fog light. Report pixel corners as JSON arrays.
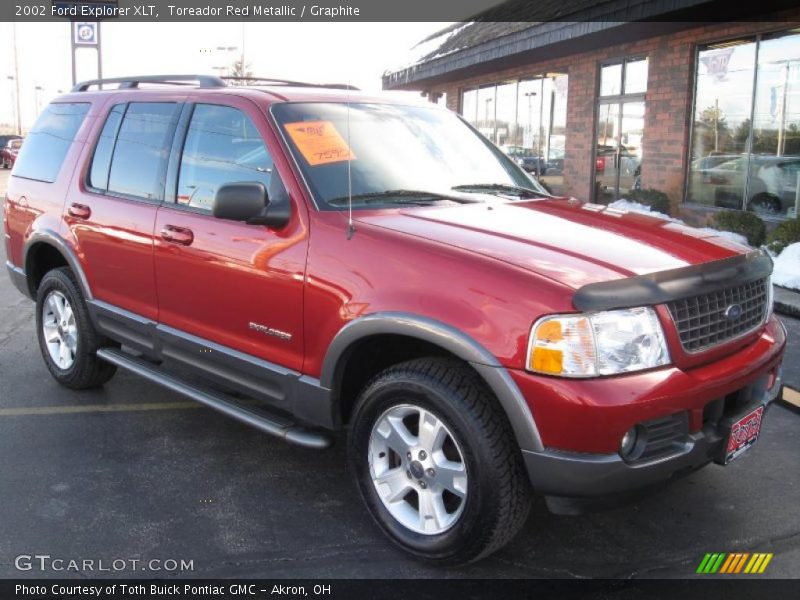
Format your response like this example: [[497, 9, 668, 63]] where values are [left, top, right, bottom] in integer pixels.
[[620, 427, 639, 458]]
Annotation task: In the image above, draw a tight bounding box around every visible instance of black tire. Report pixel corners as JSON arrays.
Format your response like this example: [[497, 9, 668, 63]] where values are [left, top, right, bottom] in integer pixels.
[[35, 267, 117, 389], [348, 358, 531, 565]]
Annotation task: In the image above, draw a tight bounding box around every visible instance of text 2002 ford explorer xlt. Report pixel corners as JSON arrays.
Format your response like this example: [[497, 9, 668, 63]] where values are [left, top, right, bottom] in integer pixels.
[[4, 75, 786, 564]]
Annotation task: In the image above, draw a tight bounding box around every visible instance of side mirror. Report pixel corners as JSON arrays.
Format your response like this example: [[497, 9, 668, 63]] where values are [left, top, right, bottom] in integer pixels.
[[212, 181, 290, 229]]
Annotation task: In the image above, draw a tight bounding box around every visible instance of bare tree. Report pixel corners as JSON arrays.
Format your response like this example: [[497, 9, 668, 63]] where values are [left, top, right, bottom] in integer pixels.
[[228, 58, 254, 85]]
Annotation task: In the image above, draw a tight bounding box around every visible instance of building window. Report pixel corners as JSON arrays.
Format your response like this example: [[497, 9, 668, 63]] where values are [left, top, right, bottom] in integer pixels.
[[687, 30, 800, 219], [459, 73, 568, 194], [594, 57, 648, 203]]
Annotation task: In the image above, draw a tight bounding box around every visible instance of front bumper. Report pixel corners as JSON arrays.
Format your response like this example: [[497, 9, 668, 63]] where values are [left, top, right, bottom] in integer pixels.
[[523, 374, 782, 510], [513, 317, 786, 507]]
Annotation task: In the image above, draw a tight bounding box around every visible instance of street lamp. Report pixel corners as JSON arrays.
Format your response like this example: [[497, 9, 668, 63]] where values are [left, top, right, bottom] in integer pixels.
[[214, 46, 239, 77], [484, 97, 493, 141], [34, 86, 44, 116], [7, 76, 19, 135], [525, 91, 540, 175]]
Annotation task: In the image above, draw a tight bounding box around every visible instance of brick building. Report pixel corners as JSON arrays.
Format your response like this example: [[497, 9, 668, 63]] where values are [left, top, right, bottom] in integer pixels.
[[383, 1, 800, 225]]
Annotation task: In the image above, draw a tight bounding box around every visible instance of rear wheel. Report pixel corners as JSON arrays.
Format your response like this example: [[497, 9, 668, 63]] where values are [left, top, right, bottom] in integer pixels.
[[35, 267, 116, 389], [348, 358, 531, 564]]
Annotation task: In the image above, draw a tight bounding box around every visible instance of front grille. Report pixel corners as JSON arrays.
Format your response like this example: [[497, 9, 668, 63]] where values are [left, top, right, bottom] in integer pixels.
[[667, 278, 768, 353]]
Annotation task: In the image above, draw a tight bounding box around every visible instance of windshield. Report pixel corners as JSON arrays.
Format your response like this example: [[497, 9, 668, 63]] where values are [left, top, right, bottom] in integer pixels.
[[271, 102, 547, 210]]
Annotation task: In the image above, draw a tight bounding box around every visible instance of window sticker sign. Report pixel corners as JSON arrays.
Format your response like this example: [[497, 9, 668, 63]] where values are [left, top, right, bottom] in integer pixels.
[[283, 120, 356, 166]]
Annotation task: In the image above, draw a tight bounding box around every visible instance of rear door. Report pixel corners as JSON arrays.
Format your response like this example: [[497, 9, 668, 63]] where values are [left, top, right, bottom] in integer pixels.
[[153, 96, 308, 406], [66, 97, 184, 321]]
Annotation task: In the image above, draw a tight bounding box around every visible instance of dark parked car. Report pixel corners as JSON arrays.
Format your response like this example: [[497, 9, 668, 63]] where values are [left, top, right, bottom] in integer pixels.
[[1, 137, 23, 169]]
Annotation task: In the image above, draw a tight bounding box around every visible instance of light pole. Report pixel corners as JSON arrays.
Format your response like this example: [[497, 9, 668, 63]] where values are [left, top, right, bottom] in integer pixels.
[[6, 76, 16, 134], [34, 86, 44, 117], [215, 46, 238, 77], [484, 97, 493, 140], [525, 91, 539, 175], [11, 23, 21, 134]]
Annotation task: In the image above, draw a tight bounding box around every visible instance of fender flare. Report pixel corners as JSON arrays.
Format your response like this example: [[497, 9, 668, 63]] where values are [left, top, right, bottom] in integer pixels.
[[22, 229, 93, 300], [320, 312, 544, 452]]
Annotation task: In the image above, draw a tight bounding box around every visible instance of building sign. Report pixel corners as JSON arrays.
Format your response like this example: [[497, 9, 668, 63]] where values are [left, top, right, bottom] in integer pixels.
[[73, 21, 97, 45], [699, 47, 733, 82]]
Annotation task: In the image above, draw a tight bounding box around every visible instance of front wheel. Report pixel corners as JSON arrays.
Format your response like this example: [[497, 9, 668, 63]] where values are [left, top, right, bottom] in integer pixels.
[[348, 358, 531, 565]]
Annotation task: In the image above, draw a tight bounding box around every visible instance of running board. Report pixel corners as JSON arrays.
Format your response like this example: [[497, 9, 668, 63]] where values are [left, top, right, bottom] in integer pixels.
[[97, 347, 332, 449]]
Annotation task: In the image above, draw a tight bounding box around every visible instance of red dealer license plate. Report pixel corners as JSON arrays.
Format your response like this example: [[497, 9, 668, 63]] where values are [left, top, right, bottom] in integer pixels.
[[724, 405, 764, 464]]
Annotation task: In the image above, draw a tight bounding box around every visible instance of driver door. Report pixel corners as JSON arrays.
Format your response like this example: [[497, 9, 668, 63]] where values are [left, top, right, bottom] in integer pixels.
[[153, 99, 308, 410]]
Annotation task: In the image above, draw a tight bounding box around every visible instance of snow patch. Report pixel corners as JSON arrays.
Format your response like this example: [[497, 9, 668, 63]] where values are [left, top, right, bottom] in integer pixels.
[[694, 228, 750, 247], [773, 243, 800, 291], [608, 199, 750, 246], [608, 199, 672, 220]]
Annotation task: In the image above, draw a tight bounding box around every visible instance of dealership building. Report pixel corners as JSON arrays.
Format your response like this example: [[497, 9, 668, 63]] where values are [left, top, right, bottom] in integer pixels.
[[383, 0, 800, 224]]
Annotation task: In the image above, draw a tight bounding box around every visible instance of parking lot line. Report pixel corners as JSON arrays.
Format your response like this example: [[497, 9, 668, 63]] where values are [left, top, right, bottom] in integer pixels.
[[782, 387, 800, 409], [0, 401, 203, 416]]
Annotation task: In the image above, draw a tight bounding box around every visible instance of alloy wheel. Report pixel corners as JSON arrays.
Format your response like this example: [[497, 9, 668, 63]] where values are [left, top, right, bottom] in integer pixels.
[[42, 291, 78, 370], [368, 404, 468, 535]]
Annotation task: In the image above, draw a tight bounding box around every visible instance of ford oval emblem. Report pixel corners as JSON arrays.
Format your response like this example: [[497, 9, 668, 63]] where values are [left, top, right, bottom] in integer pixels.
[[724, 304, 743, 320]]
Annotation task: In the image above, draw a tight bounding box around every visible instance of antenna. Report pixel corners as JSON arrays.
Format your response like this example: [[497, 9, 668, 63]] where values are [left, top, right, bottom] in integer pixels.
[[345, 89, 355, 240]]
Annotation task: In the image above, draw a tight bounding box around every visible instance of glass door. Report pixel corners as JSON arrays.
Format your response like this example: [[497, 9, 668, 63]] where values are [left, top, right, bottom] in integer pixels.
[[594, 58, 648, 203], [595, 101, 621, 203]]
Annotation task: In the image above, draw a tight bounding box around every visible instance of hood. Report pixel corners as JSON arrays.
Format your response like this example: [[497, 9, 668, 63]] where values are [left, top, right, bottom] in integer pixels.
[[355, 198, 749, 290]]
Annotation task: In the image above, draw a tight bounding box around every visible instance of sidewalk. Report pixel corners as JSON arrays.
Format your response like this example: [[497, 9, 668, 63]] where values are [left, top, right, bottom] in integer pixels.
[[774, 285, 800, 318]]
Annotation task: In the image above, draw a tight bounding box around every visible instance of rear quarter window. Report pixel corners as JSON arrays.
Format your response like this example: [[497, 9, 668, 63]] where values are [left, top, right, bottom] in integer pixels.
[[12, 103, 90, 183]]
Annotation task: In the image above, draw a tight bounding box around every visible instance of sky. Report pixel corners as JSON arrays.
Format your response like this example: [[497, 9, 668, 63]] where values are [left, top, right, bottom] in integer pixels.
[[0, 21, 449, 131]]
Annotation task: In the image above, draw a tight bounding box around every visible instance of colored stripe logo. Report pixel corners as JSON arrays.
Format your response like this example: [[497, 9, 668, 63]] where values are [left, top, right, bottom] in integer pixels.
[[696, 553, 773, 574]]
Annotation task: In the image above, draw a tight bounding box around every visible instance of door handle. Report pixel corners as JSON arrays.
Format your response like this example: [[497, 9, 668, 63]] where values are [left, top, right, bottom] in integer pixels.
[[68, 203, 91, 219], [160, 225, 194, 246]]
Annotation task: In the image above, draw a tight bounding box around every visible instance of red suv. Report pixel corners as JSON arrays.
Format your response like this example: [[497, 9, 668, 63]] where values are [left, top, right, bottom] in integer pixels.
[[3, 75, 786, 564]]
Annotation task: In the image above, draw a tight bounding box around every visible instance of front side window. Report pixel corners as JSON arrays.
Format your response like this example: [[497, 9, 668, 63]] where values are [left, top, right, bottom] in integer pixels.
[[272, 102, 545, 210], [106, 102, 178, 200], [177, 104, 273, 212], [13, 103, 89, 183]]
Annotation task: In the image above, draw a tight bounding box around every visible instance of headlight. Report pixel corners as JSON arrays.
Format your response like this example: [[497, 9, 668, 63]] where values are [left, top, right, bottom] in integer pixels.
[[527, 307, 670, 377]]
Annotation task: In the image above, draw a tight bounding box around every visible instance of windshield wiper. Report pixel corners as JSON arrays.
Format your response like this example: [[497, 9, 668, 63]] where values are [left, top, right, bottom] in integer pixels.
[[451, 183, 551, 199], [328, 189, 478, 207]]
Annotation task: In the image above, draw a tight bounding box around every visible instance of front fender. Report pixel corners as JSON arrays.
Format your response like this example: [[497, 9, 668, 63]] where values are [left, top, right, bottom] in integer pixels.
[[321, 312, 544, 452]]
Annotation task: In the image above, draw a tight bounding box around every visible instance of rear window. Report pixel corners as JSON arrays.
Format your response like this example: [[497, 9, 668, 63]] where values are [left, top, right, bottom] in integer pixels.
[[12, 103, 89, 183]]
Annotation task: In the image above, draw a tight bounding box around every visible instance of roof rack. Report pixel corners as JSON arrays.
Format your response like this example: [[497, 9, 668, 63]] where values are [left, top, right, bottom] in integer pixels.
[[71, 74, 360, 93], [221, 76, 359, 91], [71, 75, 226, 92]]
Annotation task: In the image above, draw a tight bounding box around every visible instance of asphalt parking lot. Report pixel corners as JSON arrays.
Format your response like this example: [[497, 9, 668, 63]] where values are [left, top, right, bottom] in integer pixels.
[[0, 168, 798, 579]]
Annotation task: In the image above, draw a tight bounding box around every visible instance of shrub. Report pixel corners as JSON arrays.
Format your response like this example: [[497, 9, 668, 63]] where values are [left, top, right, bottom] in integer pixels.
[[625, 188, 671, 216], [767, 217, 800, 254], [712, 210, 766, 247]]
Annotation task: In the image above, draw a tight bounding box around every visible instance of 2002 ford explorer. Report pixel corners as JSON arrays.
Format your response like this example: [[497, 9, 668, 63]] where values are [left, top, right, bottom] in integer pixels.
[[3, 75, 785, 564]]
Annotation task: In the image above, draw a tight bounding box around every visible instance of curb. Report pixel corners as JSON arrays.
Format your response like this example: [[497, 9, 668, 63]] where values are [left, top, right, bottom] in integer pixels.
[[773, 286, 800, 318], [774, 300, 800, 318]]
